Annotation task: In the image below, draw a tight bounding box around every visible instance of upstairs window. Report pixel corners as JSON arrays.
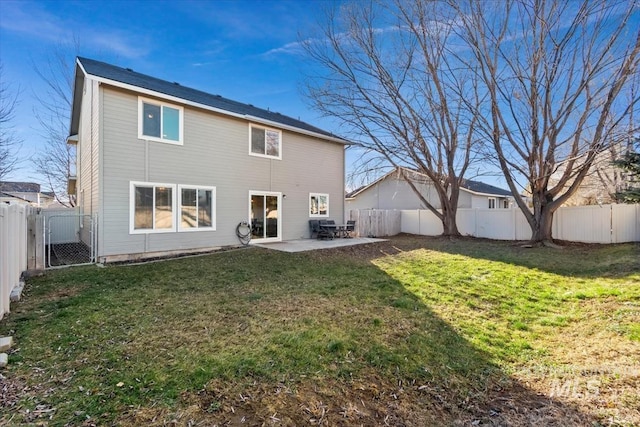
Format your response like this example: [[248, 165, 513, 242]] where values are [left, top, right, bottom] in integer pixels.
[[250, 124, 281, 159], [139, 97, 183, 144]]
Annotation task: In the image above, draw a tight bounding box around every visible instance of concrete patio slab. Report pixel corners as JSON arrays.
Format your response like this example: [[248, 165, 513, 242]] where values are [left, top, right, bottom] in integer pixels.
[[253, 237, 387, 253]]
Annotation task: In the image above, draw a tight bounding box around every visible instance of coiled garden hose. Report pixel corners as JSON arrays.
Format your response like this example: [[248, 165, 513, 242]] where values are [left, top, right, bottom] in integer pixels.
[[236, 221, 252, 246]]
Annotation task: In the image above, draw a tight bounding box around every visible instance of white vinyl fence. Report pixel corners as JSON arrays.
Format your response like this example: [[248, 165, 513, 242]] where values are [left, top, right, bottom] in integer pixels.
[[0, 204, 33, 320], [397, 204, 639, 243]]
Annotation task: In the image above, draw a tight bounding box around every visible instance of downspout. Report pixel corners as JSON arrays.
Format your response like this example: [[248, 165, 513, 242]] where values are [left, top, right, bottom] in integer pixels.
[[342, 145, 346, 223], [144, 139, 149, 253]]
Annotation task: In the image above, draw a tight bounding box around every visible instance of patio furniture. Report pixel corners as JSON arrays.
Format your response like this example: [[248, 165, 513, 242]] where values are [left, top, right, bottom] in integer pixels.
[[310, 220, 334, 240], [318, 220, 338, 239], [251, 218, 263, 236], [345, 220, 356, 238]]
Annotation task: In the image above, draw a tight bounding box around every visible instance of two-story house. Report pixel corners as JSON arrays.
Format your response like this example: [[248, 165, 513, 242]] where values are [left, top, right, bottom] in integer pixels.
[[69, 57, 348, 263]]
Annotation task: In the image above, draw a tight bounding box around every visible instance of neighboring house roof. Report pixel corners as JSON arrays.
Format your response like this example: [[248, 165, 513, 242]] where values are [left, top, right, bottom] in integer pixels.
[[345, 167, 513, 199], [1, 191, 31, 203], [71, 57, 348, 145], [0, 182, 56, 207], [0, 181, 41, 193], [460, 179, 512, 197]]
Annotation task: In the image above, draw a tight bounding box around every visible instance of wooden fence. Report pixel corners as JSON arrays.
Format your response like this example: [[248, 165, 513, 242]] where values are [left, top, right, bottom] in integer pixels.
[[347, 209, 402, 237], [398, 204, 640, 243]]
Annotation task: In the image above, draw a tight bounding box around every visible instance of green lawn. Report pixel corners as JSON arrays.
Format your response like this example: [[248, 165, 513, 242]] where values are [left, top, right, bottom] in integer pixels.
[[1, 235, 638, 426]]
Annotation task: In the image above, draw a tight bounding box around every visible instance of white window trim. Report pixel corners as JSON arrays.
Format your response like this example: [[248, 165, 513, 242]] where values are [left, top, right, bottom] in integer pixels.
[[177, 185, 217, 232], [488, 197, 496, 209], [309, 193, 329, 217], [248, 191, 282, 243], [248, 123, 282, 160], [129, 181, 177, 234], [138, 97, 184, 145]]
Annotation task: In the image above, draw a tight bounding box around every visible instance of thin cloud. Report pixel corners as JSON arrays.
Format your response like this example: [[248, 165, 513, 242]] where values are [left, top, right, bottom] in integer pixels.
[[0, 1, 68, 43], [261, 21, 423, 59], [262, 40, 307, 57], [88, 32, 150, 59], [0, 1, 148, 59]]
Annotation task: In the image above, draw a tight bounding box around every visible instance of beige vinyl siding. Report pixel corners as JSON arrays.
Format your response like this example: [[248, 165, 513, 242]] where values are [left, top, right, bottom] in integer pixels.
[[272, 131, 344, 239], [345, 174, 509, 212], [458, 191, 473, 208], [470, 194, 510, 209], [346, 175, 441, 211], [77, 79, 100, 247], [98, 86, 344, 258], [91, 81, 101, 253]]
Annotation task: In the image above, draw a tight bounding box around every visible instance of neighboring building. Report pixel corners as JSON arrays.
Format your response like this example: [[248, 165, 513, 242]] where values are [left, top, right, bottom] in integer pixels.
[[547, 143, 633, 206], [0, 181, 56, 207], [345, 167, 513, 211], [69, 57, 348, 263]]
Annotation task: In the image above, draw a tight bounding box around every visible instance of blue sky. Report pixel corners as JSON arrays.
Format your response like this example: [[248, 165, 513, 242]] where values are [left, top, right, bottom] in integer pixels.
[[1, 0, 344, 184], [5, 1, 633, 191]]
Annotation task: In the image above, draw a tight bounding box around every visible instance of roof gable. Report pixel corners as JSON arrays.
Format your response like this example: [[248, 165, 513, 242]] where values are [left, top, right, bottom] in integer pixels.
[[74, 57, 347, 143], [460, 179, 512, 197], [346, 167, 512, 198], [0, 181, 41, 193]]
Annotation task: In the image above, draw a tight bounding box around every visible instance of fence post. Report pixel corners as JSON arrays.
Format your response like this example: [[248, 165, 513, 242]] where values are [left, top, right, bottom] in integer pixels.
[[474, 208, 478, 237], [609, 204, 613, 244], [0, 205, 8, 318]]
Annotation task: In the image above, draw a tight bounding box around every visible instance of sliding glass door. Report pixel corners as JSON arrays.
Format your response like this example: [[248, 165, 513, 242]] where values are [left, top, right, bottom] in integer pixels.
[[249, 192, 281, 242]]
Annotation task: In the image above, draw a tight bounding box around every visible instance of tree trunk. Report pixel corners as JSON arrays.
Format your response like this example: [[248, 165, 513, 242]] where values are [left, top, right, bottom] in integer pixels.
[[441, 201, 461, 237], [530, 206, 555, 244]]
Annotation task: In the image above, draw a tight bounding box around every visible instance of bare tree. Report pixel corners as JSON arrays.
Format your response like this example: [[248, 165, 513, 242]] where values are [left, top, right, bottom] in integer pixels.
[[454, 0, 640, 244], [302, 0, 483, 236], [31, 44, 77, 207], [0, 63, 22, 180]]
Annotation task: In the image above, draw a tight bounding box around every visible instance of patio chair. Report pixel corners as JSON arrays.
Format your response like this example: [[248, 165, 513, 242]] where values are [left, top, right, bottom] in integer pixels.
[[310, 220, 333, 240], [318, 220, 336, 240], [324, 220, 340, 238], [345, 220, 356, 238]]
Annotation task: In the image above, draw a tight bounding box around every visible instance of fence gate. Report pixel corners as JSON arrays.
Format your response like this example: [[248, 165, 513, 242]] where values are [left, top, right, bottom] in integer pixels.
[[45, 213, 96, 268]]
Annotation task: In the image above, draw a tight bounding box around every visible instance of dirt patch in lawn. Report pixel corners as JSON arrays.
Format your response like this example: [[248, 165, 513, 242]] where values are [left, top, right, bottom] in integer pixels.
[[119, 371, 598, 426], [0, 373, 25, 411]]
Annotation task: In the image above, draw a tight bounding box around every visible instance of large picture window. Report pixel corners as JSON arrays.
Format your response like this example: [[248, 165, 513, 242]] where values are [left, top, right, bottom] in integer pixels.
[[138, 97, 183, 144], [249, 124, 281, 159], [309, 193, 329, 217], [130, 182, 176, 233], [178, 185, 216, 231]]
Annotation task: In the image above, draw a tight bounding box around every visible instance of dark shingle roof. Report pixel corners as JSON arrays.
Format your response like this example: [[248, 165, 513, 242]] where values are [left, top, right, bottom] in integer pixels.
[[77, 57, 346, 142], [0, 181, 41, 192], [460, 179, 512, 196]]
